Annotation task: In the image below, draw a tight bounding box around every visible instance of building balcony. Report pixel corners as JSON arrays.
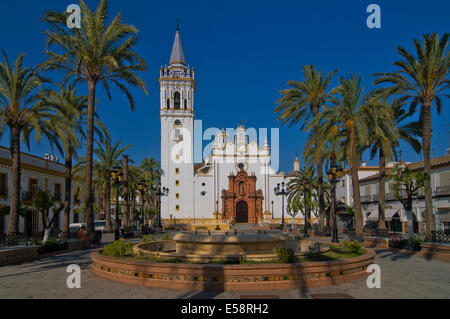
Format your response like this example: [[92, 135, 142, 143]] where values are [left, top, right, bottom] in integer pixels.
[[21, 191, 38, 202], [435, 185, 450, 196]]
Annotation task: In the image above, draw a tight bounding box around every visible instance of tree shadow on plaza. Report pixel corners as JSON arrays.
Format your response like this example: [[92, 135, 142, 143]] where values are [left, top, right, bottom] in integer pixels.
[[0, 250, 93, 279]]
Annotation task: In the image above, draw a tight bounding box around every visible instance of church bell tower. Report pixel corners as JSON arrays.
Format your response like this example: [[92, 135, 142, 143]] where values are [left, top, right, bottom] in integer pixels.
[[159, 26, 195, 219]]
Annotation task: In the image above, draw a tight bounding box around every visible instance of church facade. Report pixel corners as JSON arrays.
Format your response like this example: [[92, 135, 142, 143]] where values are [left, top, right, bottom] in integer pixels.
[[159, 27, 297, 224]]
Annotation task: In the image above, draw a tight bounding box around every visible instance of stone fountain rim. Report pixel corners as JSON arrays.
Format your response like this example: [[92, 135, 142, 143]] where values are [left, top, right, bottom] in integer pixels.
[[172, 232, 291, 243]]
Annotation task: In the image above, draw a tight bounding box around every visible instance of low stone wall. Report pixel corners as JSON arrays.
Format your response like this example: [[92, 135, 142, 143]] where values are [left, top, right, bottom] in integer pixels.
[[362, 237, 390, 249], [0, 239, 87, 266], [91, 248, 376, 291], [388, 243, 450, 262]]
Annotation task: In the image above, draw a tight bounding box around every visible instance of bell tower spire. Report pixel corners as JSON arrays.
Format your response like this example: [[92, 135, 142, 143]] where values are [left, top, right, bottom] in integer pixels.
[[170, 24, 185, 65]]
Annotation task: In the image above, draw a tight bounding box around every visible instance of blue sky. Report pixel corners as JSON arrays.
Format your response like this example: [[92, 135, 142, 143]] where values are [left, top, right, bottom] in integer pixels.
[[0, 0, 449, 173]]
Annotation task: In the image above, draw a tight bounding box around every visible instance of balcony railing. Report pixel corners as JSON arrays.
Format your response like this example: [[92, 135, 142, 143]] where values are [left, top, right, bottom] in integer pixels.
[[435, 185, 450, 196], [21, 191, 39, 202]]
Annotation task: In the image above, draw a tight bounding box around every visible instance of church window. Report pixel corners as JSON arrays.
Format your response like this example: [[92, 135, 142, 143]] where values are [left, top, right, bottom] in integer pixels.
[[174, 119, 182, 126], [175, 205, 180, 211], [200, 191, 206, 196], [174, 91, 181, 109], [184, 99, 187, 109], [202, 183, 206, 187], [175, 180, 180, 186], [167, 98, 170, 108], [239, 182, 245, 194], [175, 168, 180, 174], [176, 193, 180, 199]]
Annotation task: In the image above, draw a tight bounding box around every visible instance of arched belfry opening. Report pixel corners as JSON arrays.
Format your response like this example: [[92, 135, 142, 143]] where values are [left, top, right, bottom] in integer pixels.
[[174, 91, 181, 109]]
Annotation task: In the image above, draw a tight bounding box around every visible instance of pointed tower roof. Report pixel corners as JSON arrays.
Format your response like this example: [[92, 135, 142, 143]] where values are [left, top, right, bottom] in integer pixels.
[[170, 25, 186, 65]]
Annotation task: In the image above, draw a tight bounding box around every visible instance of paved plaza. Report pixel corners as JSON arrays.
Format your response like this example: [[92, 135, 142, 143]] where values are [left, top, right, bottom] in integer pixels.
[[0, 233, 448, 299]]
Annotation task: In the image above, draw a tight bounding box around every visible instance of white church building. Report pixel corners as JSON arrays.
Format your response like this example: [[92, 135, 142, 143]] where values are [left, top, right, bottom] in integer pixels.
[[159, 27, 301, 225]]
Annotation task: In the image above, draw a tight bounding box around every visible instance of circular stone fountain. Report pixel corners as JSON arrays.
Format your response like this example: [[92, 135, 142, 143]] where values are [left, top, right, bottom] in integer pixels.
[[134, 231, 326, 263], [91, 230, 376, 291]]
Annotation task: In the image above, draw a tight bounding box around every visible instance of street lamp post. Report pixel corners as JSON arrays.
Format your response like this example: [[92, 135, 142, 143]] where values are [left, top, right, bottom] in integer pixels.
[[151, 183, 169, 231], [271, 201, 274, 219], [274, 181, 290, 228], [327, 160, 343, 243], [111, 165, 124, 241]]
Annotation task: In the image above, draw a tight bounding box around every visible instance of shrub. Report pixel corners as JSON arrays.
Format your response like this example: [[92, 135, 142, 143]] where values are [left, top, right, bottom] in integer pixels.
[[276, 247, 296, 263], [409, 235, 423, 243], [162, 232, 171, 241], [142, 235, 153, 243], [342, 240, 365, 255], [389, 238, 409, 249], [102, 239, 127, 258], [38, 239, 66, 254]]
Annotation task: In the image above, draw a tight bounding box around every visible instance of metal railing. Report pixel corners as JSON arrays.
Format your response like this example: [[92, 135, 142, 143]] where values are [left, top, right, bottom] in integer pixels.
[[435, 185, 450, 196]]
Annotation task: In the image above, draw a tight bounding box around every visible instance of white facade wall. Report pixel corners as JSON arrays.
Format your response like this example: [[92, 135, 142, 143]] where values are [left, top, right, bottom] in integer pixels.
[[0, 146, 96, 235]]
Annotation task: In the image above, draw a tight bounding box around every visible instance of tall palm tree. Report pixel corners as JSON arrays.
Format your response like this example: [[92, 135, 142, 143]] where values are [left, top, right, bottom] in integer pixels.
[[374, 33, 449, 238], [92, 137, 131, 233], [317, 75, 392, 236], [304, 124, 344, 231], [41, 0, 148, 237], [275, 65, 337, 231], [38, 84, 107, 238], [364, 97, 399, 230], [366, 95, 422, 230], [0, 51, 61, 241]]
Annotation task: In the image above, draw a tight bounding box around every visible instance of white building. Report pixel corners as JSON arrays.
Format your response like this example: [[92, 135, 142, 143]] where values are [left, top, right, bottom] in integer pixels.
[[0, 146, 99, 237], [159, 27, 298, 224], [335, 154, 450, 233]]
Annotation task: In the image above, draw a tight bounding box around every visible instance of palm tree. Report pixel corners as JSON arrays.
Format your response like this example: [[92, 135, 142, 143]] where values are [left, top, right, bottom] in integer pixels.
[[0, 51, 61, 242], [139, 157, 162, 210], [374, 33, 449, 238], [304, 123, 344, 231], [92, 137, 131, 233], [275, 65, 337, 231], [41, 0, 148, 237], [38, 84, 107, 238], [317, 75, 391, 236], [286, 165, 319, 232], [366, 95, 422, 230], [364, 96, 399, 230]]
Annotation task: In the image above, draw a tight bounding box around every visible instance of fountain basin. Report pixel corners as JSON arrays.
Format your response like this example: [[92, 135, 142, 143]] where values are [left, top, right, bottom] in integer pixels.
[[134, 231, 328, 263]]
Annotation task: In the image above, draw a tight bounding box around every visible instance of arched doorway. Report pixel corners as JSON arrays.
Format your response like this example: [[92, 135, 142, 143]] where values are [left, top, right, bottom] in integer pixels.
[[390, 212, 402, 232], [412, 213, 419, 233], [236, 201, 248, 223]]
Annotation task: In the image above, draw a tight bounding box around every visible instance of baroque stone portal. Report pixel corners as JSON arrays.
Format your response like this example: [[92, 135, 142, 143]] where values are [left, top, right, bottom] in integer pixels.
[[221, 166, 263, 223]]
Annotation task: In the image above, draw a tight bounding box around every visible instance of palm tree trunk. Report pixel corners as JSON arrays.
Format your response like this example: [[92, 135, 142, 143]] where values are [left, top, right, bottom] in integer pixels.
[[377, 149, 387, 230], [131, 189, 136, 224], [84, 80, 96, 238], [104, 179, 113, 233], [122, 155, 129, 226], [349, 127, 364, 236], [62, 148, 72, 239], [317, 159, 325, 230], [6, 125, 21, 241], [422, 100, 435, 239]]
